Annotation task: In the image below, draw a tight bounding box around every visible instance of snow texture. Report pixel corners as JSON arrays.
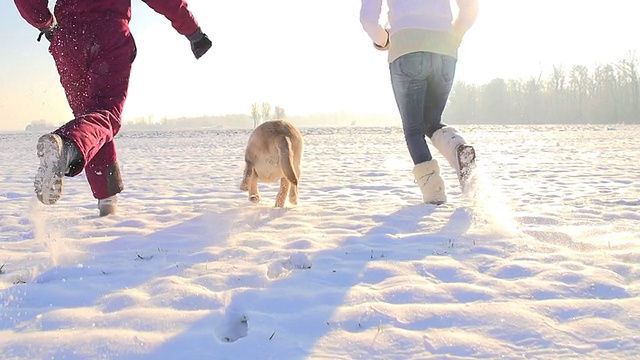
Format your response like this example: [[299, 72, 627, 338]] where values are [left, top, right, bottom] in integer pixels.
[[0, 125, 639, 359]]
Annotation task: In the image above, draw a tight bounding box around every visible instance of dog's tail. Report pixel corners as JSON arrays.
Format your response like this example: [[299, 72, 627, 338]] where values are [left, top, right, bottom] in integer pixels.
[[278, 136, 298, 185]]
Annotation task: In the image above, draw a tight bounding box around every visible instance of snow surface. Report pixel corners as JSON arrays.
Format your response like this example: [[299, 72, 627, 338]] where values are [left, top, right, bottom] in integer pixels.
[[1, 125, 639, 359]]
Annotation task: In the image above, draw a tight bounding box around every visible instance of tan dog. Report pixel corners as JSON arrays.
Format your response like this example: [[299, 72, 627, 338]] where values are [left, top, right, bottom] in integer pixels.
[[240, 120, 303, 207]]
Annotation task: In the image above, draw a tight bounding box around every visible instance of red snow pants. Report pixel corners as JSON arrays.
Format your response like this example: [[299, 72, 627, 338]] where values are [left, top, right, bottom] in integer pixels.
[[50, 14, 136, 200]]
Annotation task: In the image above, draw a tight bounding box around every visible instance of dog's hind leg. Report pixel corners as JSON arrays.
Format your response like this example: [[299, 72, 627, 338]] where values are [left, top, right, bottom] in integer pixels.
[[288, 181, 298, 205], [248, 169, 260, 203], [241, 162, 260, 203], [290, 150, 301, 206], [275, 178, 290, 208], [240, 162, 253, 191]]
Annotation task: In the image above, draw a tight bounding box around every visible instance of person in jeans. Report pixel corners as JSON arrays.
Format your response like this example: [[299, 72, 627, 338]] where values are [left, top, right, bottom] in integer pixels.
[[14, 0, 212, 216], [360, 0, 479, 204]]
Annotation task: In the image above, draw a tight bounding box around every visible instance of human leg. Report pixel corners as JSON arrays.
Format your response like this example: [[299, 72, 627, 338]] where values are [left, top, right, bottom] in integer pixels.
[[80, 25, 134, 214], [422, 54, 456, 138], [390, 52, 446, 204], [390, 52, 432, 165], [431, 126, 476, 189], [33, 23, 88, 205], [36, 18, 135, 210], [53, 18, 134, 167], [425, 54, 476, 189]]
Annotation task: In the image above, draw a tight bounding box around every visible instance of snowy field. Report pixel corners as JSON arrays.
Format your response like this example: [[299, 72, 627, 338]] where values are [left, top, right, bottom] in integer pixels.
[[0, 124, 638, 359]]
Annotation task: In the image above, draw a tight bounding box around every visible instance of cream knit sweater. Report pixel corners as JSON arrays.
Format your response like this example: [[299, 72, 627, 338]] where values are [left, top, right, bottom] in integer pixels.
[[360, 0, 461, 62]]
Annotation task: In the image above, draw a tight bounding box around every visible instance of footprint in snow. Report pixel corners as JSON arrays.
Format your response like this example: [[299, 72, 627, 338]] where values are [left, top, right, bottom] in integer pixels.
[[267, 252, 312, 279], [216, 309, 249, 343]]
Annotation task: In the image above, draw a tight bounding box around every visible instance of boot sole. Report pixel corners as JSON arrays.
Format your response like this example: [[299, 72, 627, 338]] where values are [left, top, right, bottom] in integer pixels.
[[457, 145, 476, 192], [34, 134, 65, 205]]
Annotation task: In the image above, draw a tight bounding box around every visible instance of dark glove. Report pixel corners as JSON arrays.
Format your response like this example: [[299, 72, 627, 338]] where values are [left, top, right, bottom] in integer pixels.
[[37, 18, 58, 42], [186, 28, 212, 60]]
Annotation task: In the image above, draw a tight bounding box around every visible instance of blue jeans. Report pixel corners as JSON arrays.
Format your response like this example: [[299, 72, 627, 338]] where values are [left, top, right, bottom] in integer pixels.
[[390, 52, 456, 165]]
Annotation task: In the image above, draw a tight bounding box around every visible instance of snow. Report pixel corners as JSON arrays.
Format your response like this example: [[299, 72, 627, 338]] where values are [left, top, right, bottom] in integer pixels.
[[0, 124, 639, 359]]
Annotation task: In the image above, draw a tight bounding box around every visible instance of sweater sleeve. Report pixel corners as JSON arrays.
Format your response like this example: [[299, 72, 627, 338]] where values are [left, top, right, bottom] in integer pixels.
[[13, 0, 54, 30], [360, 0, 388, 46], [142, 0, 200, 36]]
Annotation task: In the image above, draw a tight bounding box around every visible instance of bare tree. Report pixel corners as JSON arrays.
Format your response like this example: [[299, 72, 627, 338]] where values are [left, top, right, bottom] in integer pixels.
[[592, 64, 619, 122], [616, 53, 639, 122], [250, 103, 260, 128], [524, 74, 544, 123], [477, 78, 508, 123], [549, 65, 566, 93], [569, 65, 591, 122], [507, 79, 525, 122], [445, 81, 478, 124], [546, 65, 566, 122], [261, 102, 272, 123], [274, 105, 286, 119]]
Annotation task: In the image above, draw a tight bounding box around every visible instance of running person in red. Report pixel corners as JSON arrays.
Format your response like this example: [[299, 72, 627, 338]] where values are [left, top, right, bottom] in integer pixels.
[[14, 0, 212, 216]]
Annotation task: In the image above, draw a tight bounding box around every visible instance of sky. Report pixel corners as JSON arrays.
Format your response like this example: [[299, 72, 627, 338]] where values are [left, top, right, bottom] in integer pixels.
[[0, 0, 639, 131]]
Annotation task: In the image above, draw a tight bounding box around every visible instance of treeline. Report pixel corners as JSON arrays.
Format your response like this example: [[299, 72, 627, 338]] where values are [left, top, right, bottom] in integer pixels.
[[24, 119, 58, 132], [445, 54, 640, 124], [125, 114, 253, 130], [123, 112, 398, 130]]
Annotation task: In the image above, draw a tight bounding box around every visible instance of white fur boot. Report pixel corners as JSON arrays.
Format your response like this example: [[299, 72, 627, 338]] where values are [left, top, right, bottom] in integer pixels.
[[98, 195, 117, 217], [431, 127, 476, 189], [412, 160, 446, 205]]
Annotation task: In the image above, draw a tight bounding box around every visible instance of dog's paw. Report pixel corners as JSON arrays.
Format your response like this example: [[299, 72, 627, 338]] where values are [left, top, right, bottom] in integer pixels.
[[249, 195, 260, 203]]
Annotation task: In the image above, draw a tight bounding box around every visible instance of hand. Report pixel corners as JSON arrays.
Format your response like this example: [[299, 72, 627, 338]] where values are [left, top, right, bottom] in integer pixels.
[[186, 28, 212, 60], [452, 21, 466, 44], [373, 29, 390, 51], [37, 18, 58, 42]]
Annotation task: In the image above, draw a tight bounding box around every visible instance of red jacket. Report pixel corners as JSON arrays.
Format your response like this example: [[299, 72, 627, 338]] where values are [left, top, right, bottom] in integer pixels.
[[14, 0, 199, 36]]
